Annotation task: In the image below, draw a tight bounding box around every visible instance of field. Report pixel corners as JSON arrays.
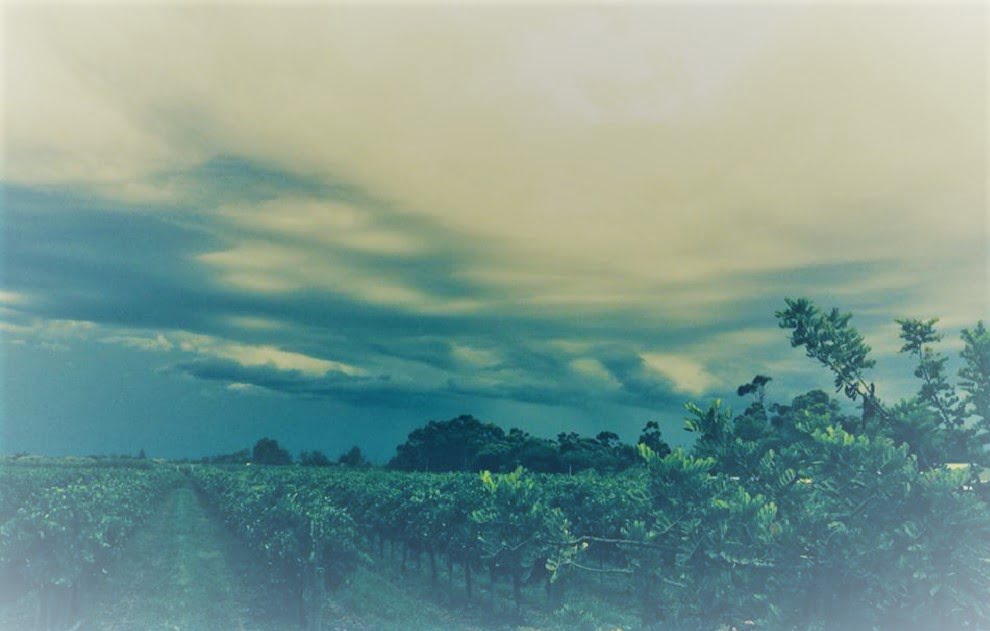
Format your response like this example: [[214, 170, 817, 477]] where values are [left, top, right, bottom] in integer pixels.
[[2, 437, 989, 631], [0, 460, 646, 631]]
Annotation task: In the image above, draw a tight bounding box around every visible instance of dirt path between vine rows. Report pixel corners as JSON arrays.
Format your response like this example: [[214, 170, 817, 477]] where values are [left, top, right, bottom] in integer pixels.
[[81, 484, 295, 631]]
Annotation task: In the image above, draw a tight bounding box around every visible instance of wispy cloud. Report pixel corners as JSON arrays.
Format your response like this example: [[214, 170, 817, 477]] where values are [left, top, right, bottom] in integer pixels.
[[172, 332, 363, 378], [640, 353, 719, 396], [102, 333, 174, 353]]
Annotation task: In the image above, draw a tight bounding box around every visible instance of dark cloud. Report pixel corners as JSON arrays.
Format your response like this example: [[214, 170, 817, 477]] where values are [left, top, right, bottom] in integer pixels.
[[157, 155, 331, 205], [174, 358, 438, 409], [2, 157, 937, 433]]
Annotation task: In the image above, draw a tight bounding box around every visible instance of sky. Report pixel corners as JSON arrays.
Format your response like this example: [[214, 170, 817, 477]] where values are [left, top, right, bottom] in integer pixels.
[[1, 3, 987, 462]]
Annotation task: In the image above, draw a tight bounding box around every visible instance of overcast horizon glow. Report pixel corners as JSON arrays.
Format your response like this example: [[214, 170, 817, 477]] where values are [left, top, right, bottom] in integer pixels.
[[1, 4, 986, 461]]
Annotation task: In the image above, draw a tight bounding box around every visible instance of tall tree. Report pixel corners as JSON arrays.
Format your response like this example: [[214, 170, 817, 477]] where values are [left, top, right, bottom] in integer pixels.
[[776, 298, 884, 429], [252, 437, 292, 465], [897, 317, 963, 427], [736, 375, 772, 407], [637, 421, 671, 457], [338, 446, 370, 468]]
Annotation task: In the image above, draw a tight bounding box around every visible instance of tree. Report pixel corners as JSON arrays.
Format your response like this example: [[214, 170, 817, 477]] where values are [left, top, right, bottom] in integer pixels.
[[299, 450, 332, 467], [337, 446, 370, 468], [557, 431, 636, 473], [897, 318, 963, 427], [252, 437, 292, 465], [390, 415, 642, 473], [637, 421, 671, 458], [388, 415, 506, 471], [778, 300, 990, 468], [595, 431, 620, 448], [737, 375, 772, 407], [618, 299, 990, 627], [202, 447, 251, 464], [894, 316, 990, 464], [776, 298, 883, 428], [508, 434, 563, 473]]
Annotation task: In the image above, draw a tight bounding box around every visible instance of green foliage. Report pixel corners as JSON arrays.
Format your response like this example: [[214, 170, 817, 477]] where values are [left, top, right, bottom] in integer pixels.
[[556, 431, 639, 473], [0, 465, 180, 628], [637, 421, 672, 458], [201, 447, 251, 464], [777, 298, 878, 409], [895, 316, 989, 465], [769, 426, 990, 628], [255, 297, 987, 628], [299, 450, 332, 467], [0, 467, 179, 590], [736, 374, 772, 406], [472, 468, 570, 609], [779, 300, 990, 469], [337, 446, 370, 468], [388, 415, 505, 471], [632, 446, 780, 626], [960, 321, 990, 429], [191, 465, 361, 627], [389, 414, 639, 474], [897, 317, 964, 428], [252, 437, 292, 465]]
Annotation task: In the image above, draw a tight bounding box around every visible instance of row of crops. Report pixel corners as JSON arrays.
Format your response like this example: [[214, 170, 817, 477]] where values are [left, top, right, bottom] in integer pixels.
[[2, 444, 988, 630], [189, 433, 990, 630], [191, 464, 635, 629], [193, 466, 361, 629], [0, 464, 181, 630]]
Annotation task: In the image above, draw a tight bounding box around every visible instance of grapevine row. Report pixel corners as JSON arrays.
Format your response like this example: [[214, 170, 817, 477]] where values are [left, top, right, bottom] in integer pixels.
[[192, 438, 990, 630], [0, 465, 181, 630]]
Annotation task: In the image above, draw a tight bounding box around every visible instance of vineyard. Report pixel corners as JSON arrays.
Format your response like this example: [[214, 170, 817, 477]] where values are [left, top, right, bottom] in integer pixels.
[[2, 446, 988, 630], [0, 462, 182, 629], [187, 438, 990, 631]]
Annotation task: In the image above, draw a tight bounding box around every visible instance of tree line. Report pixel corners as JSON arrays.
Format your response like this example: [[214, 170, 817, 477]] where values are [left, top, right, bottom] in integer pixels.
[[201, 439, 371, 468], [386, 414, 671, 473]]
